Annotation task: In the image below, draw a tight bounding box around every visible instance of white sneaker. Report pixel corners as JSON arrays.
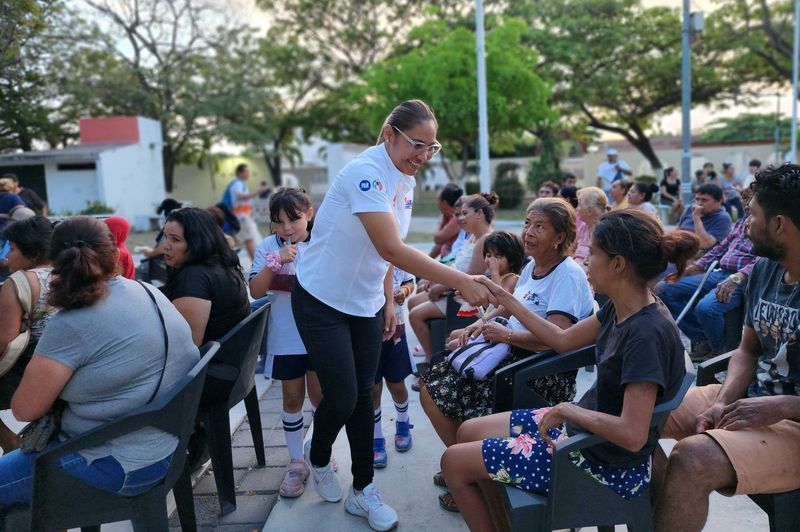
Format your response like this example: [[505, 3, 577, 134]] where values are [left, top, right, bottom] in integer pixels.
[[305, 440, 343, 502], [345, 483, 399, 531], [305, 438, 338, 471]]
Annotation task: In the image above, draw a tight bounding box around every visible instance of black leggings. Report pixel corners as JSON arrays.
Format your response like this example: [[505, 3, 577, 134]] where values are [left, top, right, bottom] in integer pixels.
[[292, 282, 384, 490]]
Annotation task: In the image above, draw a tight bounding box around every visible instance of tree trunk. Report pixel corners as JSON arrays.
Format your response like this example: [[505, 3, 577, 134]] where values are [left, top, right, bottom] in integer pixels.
[[265, 141, 282, 187], [162, 144, 175, 193]]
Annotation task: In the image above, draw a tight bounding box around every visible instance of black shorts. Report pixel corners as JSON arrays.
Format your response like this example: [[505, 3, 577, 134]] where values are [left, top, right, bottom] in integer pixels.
[[374, 331, 413, 384], [267, 354, 314, 381]]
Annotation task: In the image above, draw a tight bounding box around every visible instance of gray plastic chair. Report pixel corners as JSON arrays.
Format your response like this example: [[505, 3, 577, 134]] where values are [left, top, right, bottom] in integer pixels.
[[3, 342, 220, 532], [493, 346, 695, 531]]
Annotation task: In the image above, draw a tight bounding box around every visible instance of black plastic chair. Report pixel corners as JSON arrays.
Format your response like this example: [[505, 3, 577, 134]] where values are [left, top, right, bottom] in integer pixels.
[[493, 345, 596, 413], [3, 342, 220, 532], [493, 345, 695, 531], [191, 302, 271, 516], [698, 353, 800, 532]]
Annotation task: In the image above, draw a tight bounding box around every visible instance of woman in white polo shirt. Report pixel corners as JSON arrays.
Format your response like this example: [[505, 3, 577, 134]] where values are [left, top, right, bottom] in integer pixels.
[[292, 100, 490, 531]]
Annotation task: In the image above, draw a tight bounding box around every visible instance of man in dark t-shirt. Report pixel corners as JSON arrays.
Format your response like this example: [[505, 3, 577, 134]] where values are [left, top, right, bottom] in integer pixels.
[[656, 164, 800, 531], [3, 174, 47, 216]]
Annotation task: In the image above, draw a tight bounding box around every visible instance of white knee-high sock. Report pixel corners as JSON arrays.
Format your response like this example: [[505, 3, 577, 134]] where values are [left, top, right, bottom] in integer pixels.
[[373, 407, 384, 439], [281, 410, 304, 460], [394, 400, 410, 423]]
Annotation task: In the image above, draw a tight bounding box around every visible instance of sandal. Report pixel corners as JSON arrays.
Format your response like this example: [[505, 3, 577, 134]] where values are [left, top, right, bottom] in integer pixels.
[[433, 471, 447, 488], [438, 490, 460, 513]]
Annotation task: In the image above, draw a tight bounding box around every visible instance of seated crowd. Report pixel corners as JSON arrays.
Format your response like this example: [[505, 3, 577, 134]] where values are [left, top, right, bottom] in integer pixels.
[[0, 154, 797, 532]]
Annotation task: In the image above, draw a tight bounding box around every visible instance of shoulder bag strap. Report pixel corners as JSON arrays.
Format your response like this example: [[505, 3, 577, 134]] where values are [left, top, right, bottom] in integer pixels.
[[137, 280, 170, 404], [10, 270, 34, 330]]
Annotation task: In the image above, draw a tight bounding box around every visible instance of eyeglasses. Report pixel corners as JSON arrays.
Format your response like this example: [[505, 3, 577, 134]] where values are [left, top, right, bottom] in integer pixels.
[[392, 126, 442, 157]]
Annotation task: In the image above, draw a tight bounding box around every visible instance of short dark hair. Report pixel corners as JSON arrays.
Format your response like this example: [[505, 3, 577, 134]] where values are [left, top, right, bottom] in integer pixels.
[[439, 183, 463, 207], [165, 208, 242, 276], [483, 231, 525, 275], [749, 159, 762, 168], [696, 183, 723, 202], [1, 215, 52, 265], [235, 163, 248, 176], [558, 185, 579, 208], [156, 198, 183, 216], [562, 172, 577, 182], [593, 210, 699, 283], [751, 163, 800, 228], [539, 180, 560, 195], [1, 173, 19, 183], [48, 216, 119, 310]]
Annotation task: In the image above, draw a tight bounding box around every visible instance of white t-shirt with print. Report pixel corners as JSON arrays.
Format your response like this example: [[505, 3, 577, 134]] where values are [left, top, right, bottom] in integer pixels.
[[506, 256, 594, 331], [296, 143, 416, 317], [250, 234, 308, 356]]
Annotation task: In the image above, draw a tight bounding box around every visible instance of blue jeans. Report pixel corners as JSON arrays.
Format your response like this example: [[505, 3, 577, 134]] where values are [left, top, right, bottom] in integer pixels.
[[724, 196, 744, 220], [0, 446, 172, 508], [657, 270, 745, 350]]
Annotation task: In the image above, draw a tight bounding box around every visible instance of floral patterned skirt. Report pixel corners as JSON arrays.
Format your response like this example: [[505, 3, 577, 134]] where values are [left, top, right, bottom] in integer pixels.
[[482, 408, 651, 499], [424, 351, 576, 421]]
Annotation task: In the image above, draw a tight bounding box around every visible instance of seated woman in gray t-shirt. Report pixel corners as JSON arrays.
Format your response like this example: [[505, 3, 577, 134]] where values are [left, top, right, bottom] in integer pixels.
[[0, 216, 200, 510]]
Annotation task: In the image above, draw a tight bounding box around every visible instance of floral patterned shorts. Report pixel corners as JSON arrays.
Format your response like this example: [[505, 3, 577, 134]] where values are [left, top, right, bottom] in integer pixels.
[[481, 407, 651, 499]]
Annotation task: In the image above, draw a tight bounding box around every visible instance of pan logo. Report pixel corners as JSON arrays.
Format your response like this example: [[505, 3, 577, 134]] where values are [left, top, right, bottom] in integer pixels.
[[359, 179, 371, 191]]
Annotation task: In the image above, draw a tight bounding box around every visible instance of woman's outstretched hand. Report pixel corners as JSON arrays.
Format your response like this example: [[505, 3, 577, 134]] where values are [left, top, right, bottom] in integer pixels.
[[474, 275, 512, 306], [457, 277, 492, 309]]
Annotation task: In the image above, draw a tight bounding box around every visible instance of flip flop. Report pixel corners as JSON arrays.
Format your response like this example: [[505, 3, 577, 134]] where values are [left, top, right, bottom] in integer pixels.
[[433, 471, 447, 488], [411, 345, 426, 357], [438, 491, 460, 513]]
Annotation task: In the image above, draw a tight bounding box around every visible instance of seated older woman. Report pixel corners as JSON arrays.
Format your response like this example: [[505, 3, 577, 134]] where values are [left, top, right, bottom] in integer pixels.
[[0, 216, 199, 509], [0, 216, 54, 453], [422, 198, 595, 512], [574, 187, 608, 266]]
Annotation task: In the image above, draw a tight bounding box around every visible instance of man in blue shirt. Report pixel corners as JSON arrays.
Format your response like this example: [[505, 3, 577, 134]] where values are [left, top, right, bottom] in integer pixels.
[[678, 183, 732, 251]]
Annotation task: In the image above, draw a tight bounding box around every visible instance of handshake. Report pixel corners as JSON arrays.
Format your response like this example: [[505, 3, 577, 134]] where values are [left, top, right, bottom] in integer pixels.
[[454, 275, 509, 309]]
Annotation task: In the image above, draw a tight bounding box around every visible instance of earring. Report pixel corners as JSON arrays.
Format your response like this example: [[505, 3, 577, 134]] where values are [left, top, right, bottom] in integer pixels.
[[553, 243, 558, 250]]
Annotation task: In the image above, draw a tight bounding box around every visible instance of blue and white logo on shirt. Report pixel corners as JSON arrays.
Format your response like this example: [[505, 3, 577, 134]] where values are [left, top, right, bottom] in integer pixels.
[[359, 179, 371, 191]]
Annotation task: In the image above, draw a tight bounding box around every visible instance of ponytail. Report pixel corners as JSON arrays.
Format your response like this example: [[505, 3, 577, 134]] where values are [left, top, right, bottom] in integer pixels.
[[48, 216, 119, 310], [593, 210, 699, 283]]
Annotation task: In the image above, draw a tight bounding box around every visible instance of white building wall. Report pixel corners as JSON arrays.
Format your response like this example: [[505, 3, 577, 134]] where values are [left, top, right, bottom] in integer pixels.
[[94, 117, 166, 225], [97, 145, 165, 224], [44, 162, 101, 216]]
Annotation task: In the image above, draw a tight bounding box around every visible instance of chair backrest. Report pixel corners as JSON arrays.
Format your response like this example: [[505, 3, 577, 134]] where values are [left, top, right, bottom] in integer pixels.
[[213, 302, 271, 405], [31, 342, 220, 527]]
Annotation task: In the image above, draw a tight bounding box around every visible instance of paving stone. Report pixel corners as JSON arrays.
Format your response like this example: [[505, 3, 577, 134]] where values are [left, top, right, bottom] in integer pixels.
[[193, 468, 248, 495], [232, 446, 263, 469], [217, 493, 278, 526], [236, 466, 285, 493]]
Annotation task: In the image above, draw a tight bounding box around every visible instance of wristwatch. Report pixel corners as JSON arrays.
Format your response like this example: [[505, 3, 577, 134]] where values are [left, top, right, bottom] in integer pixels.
[[728, 272, 745, 286]]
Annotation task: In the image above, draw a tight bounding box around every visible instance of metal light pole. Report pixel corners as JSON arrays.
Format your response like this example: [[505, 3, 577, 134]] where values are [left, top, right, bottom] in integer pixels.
[[476, 0, 490, 193], [681, 0, 692, 204], [791, 0, 799, 163]]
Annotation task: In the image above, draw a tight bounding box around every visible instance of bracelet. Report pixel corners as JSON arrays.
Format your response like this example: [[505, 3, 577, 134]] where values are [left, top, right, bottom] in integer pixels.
[[506, 329, 513, 344], [265, 251, 283, 273]]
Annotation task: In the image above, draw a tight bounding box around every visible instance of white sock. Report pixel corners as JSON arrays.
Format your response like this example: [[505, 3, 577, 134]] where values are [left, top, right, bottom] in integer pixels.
[[373, 407, 384, 439], [394, 400, 410, 423], [281, 410, 304, 460]]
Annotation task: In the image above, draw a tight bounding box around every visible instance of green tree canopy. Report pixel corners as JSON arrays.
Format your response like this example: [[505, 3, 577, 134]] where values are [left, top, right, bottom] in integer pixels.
[[507, 0, 737, 172], [328, 18, 554, 181], [698, 112, 793, 144]]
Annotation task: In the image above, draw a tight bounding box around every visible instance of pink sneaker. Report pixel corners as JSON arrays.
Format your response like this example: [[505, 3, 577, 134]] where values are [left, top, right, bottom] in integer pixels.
[[279, 459, 310, 498]]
